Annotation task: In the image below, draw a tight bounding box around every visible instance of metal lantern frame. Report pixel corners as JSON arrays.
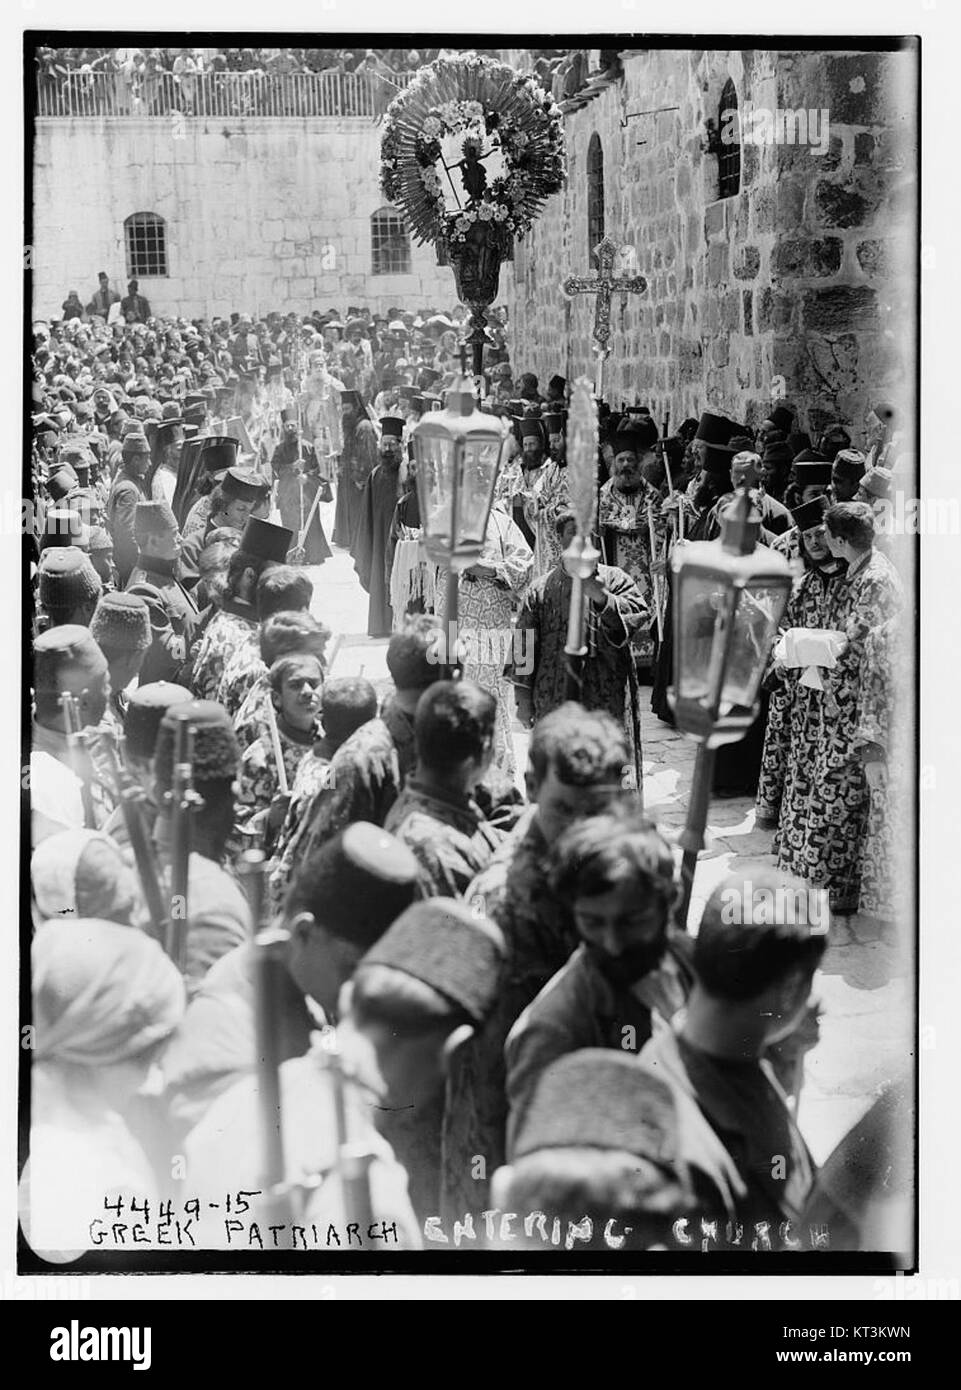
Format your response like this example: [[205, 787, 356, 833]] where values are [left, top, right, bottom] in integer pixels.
[[669, 488, 794, 747], [410, 375, 508, 573], [668, 485, 794, 930]]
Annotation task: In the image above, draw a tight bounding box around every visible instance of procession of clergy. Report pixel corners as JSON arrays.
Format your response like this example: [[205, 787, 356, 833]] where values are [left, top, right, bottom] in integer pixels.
[[25, 299, 909, 1256]]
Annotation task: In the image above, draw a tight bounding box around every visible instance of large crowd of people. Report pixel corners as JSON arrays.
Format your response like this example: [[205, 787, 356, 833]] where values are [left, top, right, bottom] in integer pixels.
[[24, 281, 911, 1258]]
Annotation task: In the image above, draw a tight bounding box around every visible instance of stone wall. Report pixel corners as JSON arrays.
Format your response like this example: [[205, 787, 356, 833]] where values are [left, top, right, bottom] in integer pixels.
[[508, 46, 917, 442], [32, 117, 455, 321]]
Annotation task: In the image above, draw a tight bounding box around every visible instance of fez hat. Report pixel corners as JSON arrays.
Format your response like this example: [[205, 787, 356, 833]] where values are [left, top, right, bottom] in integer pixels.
[[694, 411, 739, 452], [295, 823, 420, 947], [513, 1051, 680, 1165], [134, 500, 178, 545], [124, 681, 194, 761], [859, 466, 893, 500], [239, 516, 293, 564], [42, 508, 86, 550], [833, 448, 867, 480], [34, 623, 107, 691], [221, 467, 270, 502], [359, 899, 505, 1025], [379, 417, 404, 440], [122, 432, 151, 459], [154, 701, 241, 792], [790, 494, 830, 530]]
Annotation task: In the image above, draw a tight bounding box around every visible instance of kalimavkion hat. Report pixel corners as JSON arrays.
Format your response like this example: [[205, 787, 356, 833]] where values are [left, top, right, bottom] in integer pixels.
[[694, 411, 739, 452], [239, 516, 293, 564], [221, 467, 271, 502], [790, 494, 830, 531], [379, 417, 404, 440]]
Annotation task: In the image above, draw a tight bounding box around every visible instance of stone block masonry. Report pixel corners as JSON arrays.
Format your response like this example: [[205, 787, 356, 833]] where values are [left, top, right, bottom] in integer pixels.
[[32, 118, 455, 319], [507, 46, 917, 442]]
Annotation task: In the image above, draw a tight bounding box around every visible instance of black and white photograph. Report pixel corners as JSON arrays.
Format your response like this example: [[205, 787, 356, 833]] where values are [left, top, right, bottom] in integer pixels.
[[6, 2, 953, 1321]]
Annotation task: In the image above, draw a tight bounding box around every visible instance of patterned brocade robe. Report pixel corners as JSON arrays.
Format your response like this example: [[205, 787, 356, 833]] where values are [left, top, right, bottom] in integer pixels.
[[236, 722, 313, 831], [598, 478, 663, 666], [189, 604, 258, 703], [383, 779, 504, 900], [770, 549, 903, 913], [434, 505, 533, 781], [854, 613, 910, 921], [495, 458, 569, 579]]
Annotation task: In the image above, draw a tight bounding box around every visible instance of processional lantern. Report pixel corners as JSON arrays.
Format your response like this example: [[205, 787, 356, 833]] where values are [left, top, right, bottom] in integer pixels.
[[411, 375, 506, 571], [670, 487, 793, 745], [669, 485, 794, 929]]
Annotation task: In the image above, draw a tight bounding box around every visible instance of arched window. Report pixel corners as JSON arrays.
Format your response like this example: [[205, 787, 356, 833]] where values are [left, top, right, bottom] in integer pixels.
[[587, 133, 605, 262], [124, 212, 167, 278], [717, 79, 741, 200], [371, 207, 412, 276]]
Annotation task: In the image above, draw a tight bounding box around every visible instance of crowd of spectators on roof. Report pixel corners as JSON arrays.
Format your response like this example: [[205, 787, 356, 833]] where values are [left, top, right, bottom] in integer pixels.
[[34, 46, 610, 117], [34, 46, 514, 117]]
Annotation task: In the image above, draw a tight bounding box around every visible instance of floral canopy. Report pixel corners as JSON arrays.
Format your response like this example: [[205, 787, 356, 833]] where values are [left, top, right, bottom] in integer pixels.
[[380, 54, 566, 258]]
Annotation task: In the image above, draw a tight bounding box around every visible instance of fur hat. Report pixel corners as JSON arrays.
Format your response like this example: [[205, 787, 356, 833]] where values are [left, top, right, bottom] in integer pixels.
[[38, 548, 102, 621], [359, 899, 505, 1025], [123, 682, 194, 761], [153, 700, 241, 792], [90, 591, 152, 657]]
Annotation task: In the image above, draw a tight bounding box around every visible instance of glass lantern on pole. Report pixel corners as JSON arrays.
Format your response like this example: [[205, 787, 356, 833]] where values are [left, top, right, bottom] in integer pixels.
[[669, 486, 794, 927], [411, 375, 507, 674]]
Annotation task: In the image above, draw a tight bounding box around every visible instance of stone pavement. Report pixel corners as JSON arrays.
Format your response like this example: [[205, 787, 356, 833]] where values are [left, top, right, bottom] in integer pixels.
[[304, 529, 911, 1168]]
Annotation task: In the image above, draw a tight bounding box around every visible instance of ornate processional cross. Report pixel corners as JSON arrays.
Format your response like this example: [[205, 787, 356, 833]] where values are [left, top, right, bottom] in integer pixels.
[[563, 236, 647, 399]]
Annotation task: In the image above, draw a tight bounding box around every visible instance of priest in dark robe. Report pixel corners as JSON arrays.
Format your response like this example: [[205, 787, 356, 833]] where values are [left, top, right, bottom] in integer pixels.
[[510, 511, 648, 785], [353, 417, 404, 637], [333, 390, 371, 549]]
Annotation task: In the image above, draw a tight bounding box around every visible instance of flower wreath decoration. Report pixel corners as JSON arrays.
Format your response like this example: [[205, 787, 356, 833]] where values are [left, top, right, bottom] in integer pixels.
[[380, 55, 566, 256]]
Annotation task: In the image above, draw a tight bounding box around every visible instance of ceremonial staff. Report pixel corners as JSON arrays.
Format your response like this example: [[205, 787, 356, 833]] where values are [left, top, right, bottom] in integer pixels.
[[562, 379, 601, 704], [167, 718, 203, 971], [238, 849, 295, 1231]]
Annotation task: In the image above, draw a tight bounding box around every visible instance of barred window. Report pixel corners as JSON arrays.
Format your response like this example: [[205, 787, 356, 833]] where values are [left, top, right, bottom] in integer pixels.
[[717, 79, 741, 200], [371, 208, 411, 276], [125, 212, 167, 278], [587, 133, 605, 263]]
